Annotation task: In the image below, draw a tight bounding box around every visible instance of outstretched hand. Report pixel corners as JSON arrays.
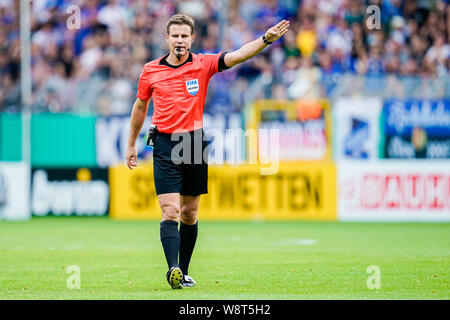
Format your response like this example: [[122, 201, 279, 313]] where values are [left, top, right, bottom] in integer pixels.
[[265, 20, 290, 43]]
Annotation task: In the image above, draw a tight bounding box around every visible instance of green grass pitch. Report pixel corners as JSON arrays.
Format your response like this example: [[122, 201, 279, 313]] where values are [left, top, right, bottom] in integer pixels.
[[0, 217, 448, 299]]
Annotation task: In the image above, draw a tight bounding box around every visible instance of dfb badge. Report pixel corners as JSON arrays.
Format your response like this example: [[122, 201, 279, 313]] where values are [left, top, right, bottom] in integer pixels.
[[186, 79, 199, 96]]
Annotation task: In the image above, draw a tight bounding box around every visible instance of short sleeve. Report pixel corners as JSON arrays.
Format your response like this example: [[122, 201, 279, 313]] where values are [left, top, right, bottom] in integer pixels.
[[136, 68, 152, 100], [203, 52, 223, 78]]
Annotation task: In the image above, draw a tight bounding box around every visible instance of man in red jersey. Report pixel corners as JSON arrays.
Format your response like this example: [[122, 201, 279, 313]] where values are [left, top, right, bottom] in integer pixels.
[[126, 14, 289, 289]]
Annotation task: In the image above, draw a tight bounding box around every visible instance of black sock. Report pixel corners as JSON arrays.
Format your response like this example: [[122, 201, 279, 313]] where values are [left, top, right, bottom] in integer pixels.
[[179, 221, 198, 275], [160, 220, 180, 269]]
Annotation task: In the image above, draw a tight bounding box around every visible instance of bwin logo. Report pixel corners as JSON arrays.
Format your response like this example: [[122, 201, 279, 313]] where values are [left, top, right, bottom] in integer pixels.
[[186, 79, 199, 96]]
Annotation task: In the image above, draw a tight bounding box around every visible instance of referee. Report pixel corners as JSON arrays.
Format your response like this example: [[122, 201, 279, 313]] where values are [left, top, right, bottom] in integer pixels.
[[126, 14, 289, 289]]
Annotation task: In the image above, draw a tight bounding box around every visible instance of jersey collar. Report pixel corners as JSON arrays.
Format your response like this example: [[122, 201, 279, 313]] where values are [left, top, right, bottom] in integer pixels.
[[160, 52, 193, 68]]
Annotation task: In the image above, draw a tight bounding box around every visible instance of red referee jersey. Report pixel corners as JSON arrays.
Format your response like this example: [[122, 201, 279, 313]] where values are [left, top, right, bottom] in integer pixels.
[[136, 52, 225, 133]]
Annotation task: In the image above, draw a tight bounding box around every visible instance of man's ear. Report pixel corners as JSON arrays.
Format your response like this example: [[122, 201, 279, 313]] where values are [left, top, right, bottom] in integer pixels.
[[191, 33, 195, 42], [165, 33, 169, 42]]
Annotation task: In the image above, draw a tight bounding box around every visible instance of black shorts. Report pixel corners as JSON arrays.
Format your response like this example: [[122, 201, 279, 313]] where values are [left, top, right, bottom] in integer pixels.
[[153, 128, 209, 196]]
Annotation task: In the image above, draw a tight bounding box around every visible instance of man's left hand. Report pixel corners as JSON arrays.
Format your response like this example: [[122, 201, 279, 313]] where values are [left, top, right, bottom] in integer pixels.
[[265, 20, 290, 43]]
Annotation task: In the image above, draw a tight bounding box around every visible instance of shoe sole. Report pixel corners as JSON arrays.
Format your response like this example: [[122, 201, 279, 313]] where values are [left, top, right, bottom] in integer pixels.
[[168, 267, 183, 289]]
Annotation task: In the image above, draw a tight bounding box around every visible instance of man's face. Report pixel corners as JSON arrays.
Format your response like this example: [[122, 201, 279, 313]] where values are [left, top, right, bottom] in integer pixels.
[[166, 24, 195, 57]]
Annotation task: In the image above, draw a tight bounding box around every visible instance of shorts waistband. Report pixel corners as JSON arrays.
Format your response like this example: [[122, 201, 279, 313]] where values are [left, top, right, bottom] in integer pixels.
[[156, 128, 204, 137]]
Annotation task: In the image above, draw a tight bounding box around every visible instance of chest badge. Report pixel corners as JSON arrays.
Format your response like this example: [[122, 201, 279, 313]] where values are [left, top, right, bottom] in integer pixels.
[[185, 79, 199, 96]]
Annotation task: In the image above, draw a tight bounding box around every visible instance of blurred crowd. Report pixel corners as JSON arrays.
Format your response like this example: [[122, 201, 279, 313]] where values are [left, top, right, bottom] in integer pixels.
[[0, 0, 449, 114]]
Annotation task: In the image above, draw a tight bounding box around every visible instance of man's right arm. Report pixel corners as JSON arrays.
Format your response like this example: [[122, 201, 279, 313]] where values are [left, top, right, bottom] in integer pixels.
[[126, 97, 150, 169], [224, 20, 290, 68]]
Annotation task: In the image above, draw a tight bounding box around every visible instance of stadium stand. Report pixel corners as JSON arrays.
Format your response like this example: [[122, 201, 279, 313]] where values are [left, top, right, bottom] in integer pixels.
[[0, 0, 448, 114]]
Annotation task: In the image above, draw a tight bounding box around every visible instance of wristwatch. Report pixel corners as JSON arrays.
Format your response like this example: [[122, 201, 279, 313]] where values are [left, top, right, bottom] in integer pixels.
[[262, 35, 272, 45]]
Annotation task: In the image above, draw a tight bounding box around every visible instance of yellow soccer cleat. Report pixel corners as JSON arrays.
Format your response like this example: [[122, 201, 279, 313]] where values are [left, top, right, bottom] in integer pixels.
[[166, 267, 183, 289]]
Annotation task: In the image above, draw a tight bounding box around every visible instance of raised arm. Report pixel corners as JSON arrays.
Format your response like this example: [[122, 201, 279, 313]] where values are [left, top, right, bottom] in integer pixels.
[[126, 97, 150, 169], [224, 20, 290, 68]]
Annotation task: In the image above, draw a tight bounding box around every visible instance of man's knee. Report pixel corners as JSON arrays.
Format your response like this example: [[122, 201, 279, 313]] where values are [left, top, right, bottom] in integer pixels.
[[181, 206, 198, 225], [161, 203, 180, 222]]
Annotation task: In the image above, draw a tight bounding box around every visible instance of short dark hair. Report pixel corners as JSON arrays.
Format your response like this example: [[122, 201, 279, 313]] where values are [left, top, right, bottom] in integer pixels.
[[166, 14, 195, 35]]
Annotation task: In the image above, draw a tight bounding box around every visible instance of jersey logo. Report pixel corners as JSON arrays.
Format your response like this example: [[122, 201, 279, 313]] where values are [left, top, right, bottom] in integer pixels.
[[186, 79, 199, 96]]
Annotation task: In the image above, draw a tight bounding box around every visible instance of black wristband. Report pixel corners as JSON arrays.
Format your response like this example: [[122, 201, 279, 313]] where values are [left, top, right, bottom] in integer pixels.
[[262, 35, 272, 45]]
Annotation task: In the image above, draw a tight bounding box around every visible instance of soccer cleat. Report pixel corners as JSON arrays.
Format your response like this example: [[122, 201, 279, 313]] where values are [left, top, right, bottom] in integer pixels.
[[166, 267, 183, 289], [181, 275, 197, 287]]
